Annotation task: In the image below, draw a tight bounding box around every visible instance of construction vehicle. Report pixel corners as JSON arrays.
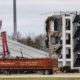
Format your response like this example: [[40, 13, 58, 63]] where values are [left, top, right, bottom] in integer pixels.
[[0, 31, 59, 74]]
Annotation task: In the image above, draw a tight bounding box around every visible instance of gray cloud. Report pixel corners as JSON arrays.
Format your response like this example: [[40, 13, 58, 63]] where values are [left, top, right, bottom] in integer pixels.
[[0, 0, 80, 37]]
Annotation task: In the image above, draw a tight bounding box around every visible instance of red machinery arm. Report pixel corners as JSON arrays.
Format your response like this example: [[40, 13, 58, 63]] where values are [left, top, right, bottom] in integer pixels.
[[1, 32, 9, 57]]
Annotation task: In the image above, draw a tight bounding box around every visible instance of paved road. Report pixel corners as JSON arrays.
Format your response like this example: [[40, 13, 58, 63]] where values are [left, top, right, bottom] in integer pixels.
[[0, 73, 80, 78]]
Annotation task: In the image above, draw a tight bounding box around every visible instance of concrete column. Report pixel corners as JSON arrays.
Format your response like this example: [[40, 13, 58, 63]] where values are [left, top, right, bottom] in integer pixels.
[[62, 15, 66, 66], [70, 14, 74, 69]]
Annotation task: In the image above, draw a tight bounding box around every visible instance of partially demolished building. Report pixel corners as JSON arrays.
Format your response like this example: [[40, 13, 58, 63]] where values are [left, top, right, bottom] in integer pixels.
[[45, 12, 80, 70]]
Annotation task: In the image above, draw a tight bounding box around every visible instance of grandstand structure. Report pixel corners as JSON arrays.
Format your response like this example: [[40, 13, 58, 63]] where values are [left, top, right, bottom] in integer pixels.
[[0, 35, 49, 58]]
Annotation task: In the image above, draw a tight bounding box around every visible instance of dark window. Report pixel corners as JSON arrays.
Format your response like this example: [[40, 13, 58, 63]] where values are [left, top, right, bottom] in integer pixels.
[[54, 19, 58, 31], [66, 19, 70, 30], [66, 48, 71, 58], [66, 34, 71, 44], [45, 39, 49, 48]]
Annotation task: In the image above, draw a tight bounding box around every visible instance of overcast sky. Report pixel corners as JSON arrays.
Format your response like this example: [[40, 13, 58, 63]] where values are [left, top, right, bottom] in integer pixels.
[[0, 0, 80, 37]]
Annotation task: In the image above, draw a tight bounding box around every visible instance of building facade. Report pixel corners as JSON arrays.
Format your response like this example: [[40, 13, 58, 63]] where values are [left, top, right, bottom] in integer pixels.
[[45, 12, 80, 70]]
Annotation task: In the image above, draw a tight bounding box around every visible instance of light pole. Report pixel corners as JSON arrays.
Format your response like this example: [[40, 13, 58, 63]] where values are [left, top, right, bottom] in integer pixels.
[[13, 0, 17, 40]]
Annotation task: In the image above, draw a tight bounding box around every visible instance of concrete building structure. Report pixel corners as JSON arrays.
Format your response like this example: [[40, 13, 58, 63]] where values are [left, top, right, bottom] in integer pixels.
[[45, 12, 80, 70]]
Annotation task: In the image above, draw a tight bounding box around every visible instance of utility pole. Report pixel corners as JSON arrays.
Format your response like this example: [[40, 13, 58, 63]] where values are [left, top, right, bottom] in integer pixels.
[[13, 0, 17, 40]]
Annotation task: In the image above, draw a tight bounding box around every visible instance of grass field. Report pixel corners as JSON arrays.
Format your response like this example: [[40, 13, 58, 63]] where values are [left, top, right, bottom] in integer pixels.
[[0, 78, 80, 80]]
